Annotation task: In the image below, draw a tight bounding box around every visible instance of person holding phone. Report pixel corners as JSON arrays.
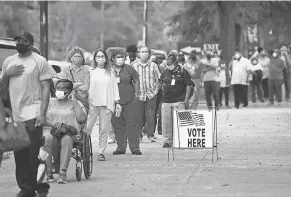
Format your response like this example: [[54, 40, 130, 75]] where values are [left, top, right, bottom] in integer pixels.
[[158, 54, 195, 148], [110, 51, 142, 155]]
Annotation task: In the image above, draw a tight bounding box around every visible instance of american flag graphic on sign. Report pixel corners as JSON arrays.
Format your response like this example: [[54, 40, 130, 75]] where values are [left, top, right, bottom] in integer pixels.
[[177, 111, 206, 127]]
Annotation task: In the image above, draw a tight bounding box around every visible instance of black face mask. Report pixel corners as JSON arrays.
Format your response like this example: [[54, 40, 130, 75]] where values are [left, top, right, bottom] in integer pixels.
[[16, 43, 31, 54]]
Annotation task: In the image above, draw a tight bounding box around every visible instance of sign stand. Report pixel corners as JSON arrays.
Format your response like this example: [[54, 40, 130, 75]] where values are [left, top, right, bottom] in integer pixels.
[[167, 105, 219, 163]]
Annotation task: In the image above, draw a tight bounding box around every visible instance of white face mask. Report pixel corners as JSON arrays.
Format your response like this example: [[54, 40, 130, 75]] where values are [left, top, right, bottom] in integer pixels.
[[234, 54, 240, 59], [140, 53, 149, 61], [95, 58, 106, 65], [221, 64, 226, 68], [115, 58, 124, 66], [167, 64, 175, 70], [55, 90, 66, 100], [273, 53, 278, 58]]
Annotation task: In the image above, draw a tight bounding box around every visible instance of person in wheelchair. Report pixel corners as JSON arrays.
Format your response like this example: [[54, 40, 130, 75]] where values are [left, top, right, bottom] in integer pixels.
[[43, 79, 87, 184]]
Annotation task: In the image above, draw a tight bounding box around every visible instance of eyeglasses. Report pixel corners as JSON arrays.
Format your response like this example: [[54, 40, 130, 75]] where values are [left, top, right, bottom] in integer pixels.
[[96, 55, 105, 58], [72, 55, 83, 59]]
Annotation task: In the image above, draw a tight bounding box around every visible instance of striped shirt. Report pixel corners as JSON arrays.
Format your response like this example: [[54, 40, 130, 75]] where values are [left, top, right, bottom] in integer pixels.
[[132, 60, 161, 101], [60, 64, 90, 98]]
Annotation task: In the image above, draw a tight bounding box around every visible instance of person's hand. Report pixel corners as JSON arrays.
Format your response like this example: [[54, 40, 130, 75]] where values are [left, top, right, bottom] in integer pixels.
[[74, 82, 83, 89], [35, 115, 47, 127], [157, 82, 163, 90], [6, 64, 25, 77], [184, 98, 189, 109], [115, 103, 122, 117]]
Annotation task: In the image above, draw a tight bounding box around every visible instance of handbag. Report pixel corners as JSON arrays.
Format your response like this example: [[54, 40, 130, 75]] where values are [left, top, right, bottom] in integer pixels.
[[50, 123, 78, 139], [69, 69, 90, 113], [0, 106, 30, 152]]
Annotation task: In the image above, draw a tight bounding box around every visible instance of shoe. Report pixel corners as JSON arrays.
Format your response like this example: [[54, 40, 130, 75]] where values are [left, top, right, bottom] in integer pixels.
[[113, 150, 125, 155], [148, 136, 156, 142], [16, 190, 36, 197], [132, 150, 142, 155], [46, 171, 54, 183], [162, 142, 171, 148], [57, 170, 67, 184], [215, 106, 219, 111], [108, 139, 116, 144], [208, 106, 213, 111], [35, 183, 50, 197], [98, 154, 106, 161]]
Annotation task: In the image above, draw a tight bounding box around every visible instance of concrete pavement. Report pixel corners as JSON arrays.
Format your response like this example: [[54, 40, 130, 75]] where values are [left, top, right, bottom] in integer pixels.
[[1, 106, 291, 197]]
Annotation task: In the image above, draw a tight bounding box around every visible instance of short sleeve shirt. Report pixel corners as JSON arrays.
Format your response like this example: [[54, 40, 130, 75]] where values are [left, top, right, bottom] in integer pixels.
[[160, 66, 194, 103], [112, 64, 139, 105], [1, 52, 54, 121]]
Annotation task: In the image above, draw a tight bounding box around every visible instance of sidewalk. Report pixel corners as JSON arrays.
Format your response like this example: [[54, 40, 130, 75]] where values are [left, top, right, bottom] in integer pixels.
[[1, 107, 291, 197]]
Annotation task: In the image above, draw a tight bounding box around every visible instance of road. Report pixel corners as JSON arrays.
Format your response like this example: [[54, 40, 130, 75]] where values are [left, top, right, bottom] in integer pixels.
[[1, 105, 291, 197]]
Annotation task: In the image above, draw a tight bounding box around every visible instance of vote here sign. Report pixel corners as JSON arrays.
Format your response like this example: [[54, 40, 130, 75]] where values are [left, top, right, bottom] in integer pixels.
[[172, 109, 213, 149]]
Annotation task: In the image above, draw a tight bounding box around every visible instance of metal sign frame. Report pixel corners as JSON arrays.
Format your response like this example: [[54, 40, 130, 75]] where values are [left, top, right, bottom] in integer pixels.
[[167, 103, 219, 163]]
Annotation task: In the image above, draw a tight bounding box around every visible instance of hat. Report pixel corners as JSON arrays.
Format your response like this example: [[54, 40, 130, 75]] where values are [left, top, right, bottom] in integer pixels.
[[14, 31, 34, 43]]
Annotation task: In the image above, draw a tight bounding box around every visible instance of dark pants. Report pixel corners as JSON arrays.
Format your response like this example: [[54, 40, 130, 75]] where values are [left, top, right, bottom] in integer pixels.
[[112, 99, 140, 152], [154, 89, 163, 135], [233, 84, 248, 108], [250, 82, 264, 102], [283, 68, 290, 100], [14, 119, 43, 196], [204, 81, 220, 108], [262, 78, 269, 98], [137, 96, 157, 138], [219, 87, 230, 106], [268, 79, 283, 103], [0, 151, 3, 168]]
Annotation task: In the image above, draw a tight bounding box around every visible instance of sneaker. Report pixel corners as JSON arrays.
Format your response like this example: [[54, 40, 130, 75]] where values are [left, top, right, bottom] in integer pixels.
[[108, 138, 116, 144], [139, 136, 143, 143], [132, 150, 142, 155], [113, 150, 126, 155], [162, 142, 171, 148], [46, 171, 54, 183], [148, 136, 156, 142], [57, 171, 67, 184]]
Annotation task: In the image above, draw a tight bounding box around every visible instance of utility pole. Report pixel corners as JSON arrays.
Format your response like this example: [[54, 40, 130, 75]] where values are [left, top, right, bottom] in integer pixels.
[[40, 1, 48, 60], [100, 0, 104, 48], [142, 0, 148, 46]]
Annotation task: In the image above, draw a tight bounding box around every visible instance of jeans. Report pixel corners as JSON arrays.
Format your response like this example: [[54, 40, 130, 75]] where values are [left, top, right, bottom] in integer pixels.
[[268, 79, 283, 103], [14, 119, 43, 196], [0, 151, 3, 168], [189, 78, 201, 109], [219, 87, 230, 106], [262, 78, 269, 98], [250, 82, 264, 102], [232, 84, 248, 108], [111, 99, 140, 153], [137, 96, 157, 138], [87, 106, 112, 154], [283, 68, 291, 100], [162, 102, 185, 143], [203, 81, 220, 108], [154, 90, 163, 135]]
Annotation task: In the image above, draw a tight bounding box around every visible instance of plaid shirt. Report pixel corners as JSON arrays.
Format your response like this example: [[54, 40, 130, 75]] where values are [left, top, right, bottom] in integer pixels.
[[132, 60, 161, 101]]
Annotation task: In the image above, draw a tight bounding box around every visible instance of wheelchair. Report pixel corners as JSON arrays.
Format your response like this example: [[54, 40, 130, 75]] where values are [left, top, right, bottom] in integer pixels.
[[71, 126, 93, 181]]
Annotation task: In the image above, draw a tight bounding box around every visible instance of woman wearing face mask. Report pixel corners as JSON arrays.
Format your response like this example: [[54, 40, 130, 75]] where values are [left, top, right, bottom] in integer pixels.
[[218, 58, 231, 108], [60, 47, 90, 113], [249, 58, 264, 103], [43, 79, 87, 184], [229, 50, 252, 109], [110, 51, 142, 155], [87, 48, 121, 161], [158, 54, 194, 148], [268, 49, 286, 105]]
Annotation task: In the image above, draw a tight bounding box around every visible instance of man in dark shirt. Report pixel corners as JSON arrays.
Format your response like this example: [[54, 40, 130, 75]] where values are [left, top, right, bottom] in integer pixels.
[[268, 49, 286, 105], [158, 54, 194, 148]]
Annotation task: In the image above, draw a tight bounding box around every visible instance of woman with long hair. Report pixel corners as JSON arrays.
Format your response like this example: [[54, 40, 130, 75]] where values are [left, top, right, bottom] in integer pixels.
[[60, 46, 90, 112], [86, 48, 121, 161]]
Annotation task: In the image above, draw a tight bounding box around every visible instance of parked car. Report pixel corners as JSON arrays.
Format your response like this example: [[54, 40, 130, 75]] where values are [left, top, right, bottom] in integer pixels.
[[0, 37, 41, 73]]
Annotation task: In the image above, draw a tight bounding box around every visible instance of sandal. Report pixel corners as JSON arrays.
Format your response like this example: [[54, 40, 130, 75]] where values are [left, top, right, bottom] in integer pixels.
[[98, 154, 105, 161]]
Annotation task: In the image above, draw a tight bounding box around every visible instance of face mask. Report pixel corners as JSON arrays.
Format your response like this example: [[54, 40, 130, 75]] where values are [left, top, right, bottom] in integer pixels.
[[167, 64, 175, 70], [55, 90, 68, 100], [72, 59, 83, 66], [273, 53, 278, 58], [16, 43, 31, 54], [95, 58, 106, 65], [115, 58, 124, 66], [252, 62, 258, 65], [221, 64, 226, 68], [140, 53, 148, 61], [234, 54, 240, 59]]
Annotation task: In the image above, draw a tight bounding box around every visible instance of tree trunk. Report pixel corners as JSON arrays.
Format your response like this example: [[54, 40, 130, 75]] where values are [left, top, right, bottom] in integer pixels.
[[218, 1, 235, 65]]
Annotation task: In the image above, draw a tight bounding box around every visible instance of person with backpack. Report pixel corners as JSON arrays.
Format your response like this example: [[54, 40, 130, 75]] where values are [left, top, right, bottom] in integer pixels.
[[157, 53, 195, 148]]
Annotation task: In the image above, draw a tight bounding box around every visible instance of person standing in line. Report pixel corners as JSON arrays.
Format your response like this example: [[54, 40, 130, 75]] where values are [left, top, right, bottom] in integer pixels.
[[258, 49, 271, 99], [280, 45, 291, 102], [86, 48, 122, 161], [158, 53, 194, 148], [268, 49, 286, 105], [125, 44, 138, 65], [132, 46, 161, 142], [229, 50, 252, 109], [110, 51, 142, 155], [200, 49, 220, 110], [249, 58, 264, 103], [1, 31, 54, 197], [218, 59, 231, 108]]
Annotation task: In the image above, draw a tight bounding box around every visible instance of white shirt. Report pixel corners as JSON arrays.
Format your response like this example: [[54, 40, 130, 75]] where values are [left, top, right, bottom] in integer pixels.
[[258, 56, 270, 79], [231, 57, 252, 85], [248, 64, 263, 81]]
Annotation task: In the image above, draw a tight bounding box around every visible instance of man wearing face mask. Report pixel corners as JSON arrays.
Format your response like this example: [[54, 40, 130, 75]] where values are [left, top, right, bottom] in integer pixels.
[[258, 49, 271, 99], [132, 46, 161, 142], [0, 31, 54, 197], [200, 49, 220, 110], [230, 50, 252, 109], [268, 49, 286, 105]]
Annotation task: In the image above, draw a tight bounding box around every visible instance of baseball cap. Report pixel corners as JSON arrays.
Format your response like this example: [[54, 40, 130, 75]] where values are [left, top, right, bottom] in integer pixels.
[[14, 31, 34, 43]]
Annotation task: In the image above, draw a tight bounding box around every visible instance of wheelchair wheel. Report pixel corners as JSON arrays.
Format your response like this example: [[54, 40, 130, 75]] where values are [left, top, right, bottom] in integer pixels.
[[82, 134, 93, 179]]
